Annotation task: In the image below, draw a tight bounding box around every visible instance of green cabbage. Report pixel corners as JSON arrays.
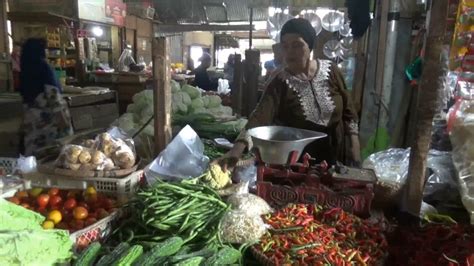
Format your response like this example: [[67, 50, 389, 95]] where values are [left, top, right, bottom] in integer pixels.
[[180, 91, 192, 105], [191, 98, 204, 109], [207, 95, 222, 108], [202, 96, 210, 107], [177, 103, 188, 114], [182, 84, 201, 99], [171, 80, 181, 93]]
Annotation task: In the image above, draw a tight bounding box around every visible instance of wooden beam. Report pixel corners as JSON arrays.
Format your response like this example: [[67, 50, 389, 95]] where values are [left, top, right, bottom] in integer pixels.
[[154, 23, 255, 34], [153, 37, 172, 156], [232, 54, 243, 115], [403, 0, 449, 215], [242, 49, 260, 117]]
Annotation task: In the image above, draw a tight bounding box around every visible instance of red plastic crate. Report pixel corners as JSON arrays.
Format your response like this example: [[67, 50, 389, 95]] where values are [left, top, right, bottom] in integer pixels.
[[256, 155, 376, 217]]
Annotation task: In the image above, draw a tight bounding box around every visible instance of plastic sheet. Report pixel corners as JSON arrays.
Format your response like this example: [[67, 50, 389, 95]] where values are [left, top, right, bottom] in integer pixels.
[[146, 125, 209, 183], [218, 210, 268, 244], [14, 156, 37, 174], [448, 92, 474, 224], [227, 192, 273, 216]]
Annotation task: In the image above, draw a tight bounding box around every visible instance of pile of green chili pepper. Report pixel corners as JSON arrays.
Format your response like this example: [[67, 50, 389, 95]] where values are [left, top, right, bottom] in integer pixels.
[[387, 223, 474, 266], [255, 204, 387, 266]]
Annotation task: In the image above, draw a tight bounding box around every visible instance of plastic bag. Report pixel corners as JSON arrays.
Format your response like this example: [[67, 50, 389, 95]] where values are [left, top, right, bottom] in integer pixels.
[[448, 93, 474, 224], [15, 156, 37, 174], [423, 150, 458, 201], [227, 190, 273, 216], [95, 131, 136, 169], [232, 164, 257, 190], [362, 148, 411, 184], [218, 210, 268, 244], [146, 125, 209, 183], [118, 45, 135, 72]]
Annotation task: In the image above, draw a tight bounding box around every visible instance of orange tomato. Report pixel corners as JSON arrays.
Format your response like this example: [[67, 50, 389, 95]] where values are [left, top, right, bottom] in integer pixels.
[[8, 196, 20, 205], [42, 220, 55, 229], [48, 188, 60, 197], [37, 194, 50, 208], [49, 195, 62, 207], [48, 210, 62, 224], [73, 207, 88, 220], [15, 191, 29, 199]]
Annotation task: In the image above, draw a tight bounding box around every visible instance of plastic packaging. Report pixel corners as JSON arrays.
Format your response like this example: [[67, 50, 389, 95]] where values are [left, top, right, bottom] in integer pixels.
[[448, 90, 474, 224], [227, 193, 273, 216], [362, 148, 411, 185], [14, 156, 37, 174], [218, 210, 268, 244], [232, 164, 257, 190], [146, 125, 209, 183]]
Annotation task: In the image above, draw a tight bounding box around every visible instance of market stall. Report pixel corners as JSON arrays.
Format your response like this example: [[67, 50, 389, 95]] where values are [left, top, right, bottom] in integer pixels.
[[1, 0, 474, 265]]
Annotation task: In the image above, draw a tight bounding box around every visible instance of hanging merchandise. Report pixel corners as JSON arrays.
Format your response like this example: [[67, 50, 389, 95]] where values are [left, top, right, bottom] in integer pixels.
[[339, 22, 353, 37], [321, 11, 344, 32], [301, 11, 322, 36], [267, 10, 294, 41], [322, 39, 340, 59], [337, 46, 355, 61]]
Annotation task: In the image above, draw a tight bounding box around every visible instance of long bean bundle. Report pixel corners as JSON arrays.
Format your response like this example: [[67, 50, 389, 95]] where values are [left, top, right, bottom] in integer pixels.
[[112, 180, 230, 250]]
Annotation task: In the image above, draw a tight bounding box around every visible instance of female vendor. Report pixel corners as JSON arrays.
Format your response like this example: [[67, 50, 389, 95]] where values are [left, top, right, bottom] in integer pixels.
[[221, 18, 361, 166]]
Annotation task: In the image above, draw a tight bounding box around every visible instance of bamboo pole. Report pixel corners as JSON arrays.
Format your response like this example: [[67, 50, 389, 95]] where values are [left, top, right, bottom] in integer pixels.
[[403, 0, 449, 215]]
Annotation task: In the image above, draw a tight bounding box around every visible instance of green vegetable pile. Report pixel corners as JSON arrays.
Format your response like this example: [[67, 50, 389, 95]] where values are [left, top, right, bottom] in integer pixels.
[[109, 180, 230, 250]]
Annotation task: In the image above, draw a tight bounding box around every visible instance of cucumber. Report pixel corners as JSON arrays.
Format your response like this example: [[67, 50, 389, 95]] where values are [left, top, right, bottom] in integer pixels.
[[131, 237, 183, 266], [74, 242, 101, 266], [173, 256, 204, 266], [96, 242, 130, 266], [170, 248, 215, 263], [113, 245, 143, 266], [205, 247, 241, 265]]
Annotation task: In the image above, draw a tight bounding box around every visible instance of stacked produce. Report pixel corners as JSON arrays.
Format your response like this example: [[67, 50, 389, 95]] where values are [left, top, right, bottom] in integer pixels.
[[387, 222, 474, 265], [115, 81, 247, 140], [254, 204, 387, 265], [56, 132, 136, 171], [6, 187, 118, 232]]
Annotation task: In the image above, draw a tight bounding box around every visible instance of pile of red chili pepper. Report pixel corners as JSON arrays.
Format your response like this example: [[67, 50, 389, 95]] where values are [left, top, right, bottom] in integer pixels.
[[387, 223, 474, 266], [254, 204, 387, 266]]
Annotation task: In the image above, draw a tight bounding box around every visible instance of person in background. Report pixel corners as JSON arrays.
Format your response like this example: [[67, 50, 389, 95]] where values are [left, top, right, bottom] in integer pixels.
[[192, 52, 218, 91], [263, 43, 285, 83], [11, 41, 21, 91], [186, 55, 195, 73], [19, 38, 73, 156], [224, 54, 235, 89], [217, 18, 361, 167]]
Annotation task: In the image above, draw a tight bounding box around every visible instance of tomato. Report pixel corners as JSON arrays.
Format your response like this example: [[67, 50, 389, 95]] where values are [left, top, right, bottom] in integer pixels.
[[37, 207, 48, 217], [36, 194, 50, 208], [20, 203, 31, 209], [56, 222, 69, 230], [8, 196, 20, 205], [48, 210, 62, 224], [69, 219, 85, 230], [63, 198, 77, 210], [85, 193, 98, 204], [29, 188, 43, 197], [49, 195, 62, 207], [77, 202, 89, 210], [85, 217, 98, 227], [42, 220, 55, 229], [48, 188, 60, 197], [96, 208, 109, 220], [66, 190, 80, 199], [15, 191, 29, 199], [85, 186, 97, 195], [73, 207, 88, 220], [61, 208, 73, 222], [103, 198, 116, 210]]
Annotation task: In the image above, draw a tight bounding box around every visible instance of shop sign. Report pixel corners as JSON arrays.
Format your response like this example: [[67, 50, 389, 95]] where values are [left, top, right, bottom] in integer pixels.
[[78, 0, 127, 26]]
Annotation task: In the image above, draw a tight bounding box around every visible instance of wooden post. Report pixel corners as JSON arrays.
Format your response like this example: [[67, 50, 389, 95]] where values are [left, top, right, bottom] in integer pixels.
[[403, 0, 449, 215], [232, 54, 243, 116], [0, 0, 11, 92], [152, 37, 172, 156], [242, 49, 260, 117]]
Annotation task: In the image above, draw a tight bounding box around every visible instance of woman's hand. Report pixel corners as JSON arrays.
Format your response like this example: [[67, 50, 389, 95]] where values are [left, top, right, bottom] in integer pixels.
[[212, 142, 246, 171]]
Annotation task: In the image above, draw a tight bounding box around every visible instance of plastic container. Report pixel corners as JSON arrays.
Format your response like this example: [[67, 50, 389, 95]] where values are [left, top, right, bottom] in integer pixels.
[[0, 157, 18, 176], [22, 170, 143, 202], [71, 210, 121, 251]]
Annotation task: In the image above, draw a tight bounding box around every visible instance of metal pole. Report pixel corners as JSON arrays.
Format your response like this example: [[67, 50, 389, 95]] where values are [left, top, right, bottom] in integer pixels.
[[249, 7, 253, 49]]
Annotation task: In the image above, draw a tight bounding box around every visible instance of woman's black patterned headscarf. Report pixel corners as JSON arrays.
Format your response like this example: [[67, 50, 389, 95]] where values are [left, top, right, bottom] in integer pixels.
[[280, 18, 317, 51]]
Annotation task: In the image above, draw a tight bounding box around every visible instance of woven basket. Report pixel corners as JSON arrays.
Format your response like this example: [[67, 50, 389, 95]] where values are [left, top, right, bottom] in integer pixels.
[[373, 180, 403, 209], [250, 246, 274, 266]]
